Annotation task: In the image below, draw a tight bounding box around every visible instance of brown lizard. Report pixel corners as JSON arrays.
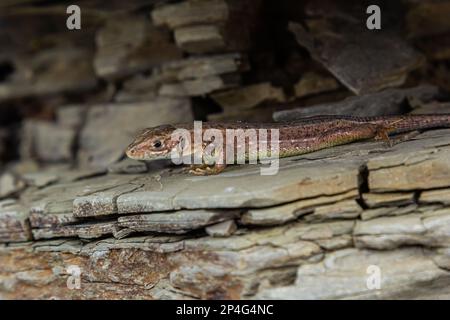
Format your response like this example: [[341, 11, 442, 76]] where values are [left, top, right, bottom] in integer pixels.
[[126, 114, 450, 175]]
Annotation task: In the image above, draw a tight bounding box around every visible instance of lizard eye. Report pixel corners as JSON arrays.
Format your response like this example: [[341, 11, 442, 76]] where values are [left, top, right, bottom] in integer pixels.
[[179, 137, 185, 149], [153, 140, 162, 148]]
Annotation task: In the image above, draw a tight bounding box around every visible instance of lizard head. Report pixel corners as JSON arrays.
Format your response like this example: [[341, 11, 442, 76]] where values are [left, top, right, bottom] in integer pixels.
[[126, 124, 180, 161]]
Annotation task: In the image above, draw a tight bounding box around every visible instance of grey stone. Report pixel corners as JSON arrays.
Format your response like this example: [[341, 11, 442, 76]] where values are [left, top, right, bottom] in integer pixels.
[[0, 199, 31, 242], [315, 235, 353, 251], [361, 204, 418, 221], [205, 220, 237, 237], [420, 188, 450, 205], [274, 85, 440, 121], [293, 72, 339, 98], [0, 48, 97, 101], [21, 172, 59, 188], [0, 173, 25, 199], [29, 211, 76, 229], [211, 82, 286, 111], [422, 208, 450, 247], [288, 21, 423, 95], [367, 131, 450, 192], [78, 98, 192, 168], [431, 247, 450, 270], [21, 120, 76, 162], [304, 199, 362, 222], [174, 25, 225, 54], [94, 15, 182, 79], [159, 75, 240, 97], [108, 158, 148, 174], [82, 235, 187, 254], [32, 220, 118, 240], [160, 53, 245, 81], [116, 53, 247, 99], [355, 214, 426, 237], [354, 208, 450, 249], [117, 210, 240, 234], [152, 0, 228, 29], [241, 190, 358, 226], [117, 159, 362, 213], [362, 192, 416, 208], [411, 101, 450, 115], [256, 248, 450, 299], [73, 182, 142, 217], [28, 175, 136, 226], [57, 105, 85, 129]]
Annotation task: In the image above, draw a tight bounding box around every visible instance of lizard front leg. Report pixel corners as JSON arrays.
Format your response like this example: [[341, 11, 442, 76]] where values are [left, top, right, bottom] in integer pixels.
[[188, 163, 227, 175], [187, 140, 227, 175]]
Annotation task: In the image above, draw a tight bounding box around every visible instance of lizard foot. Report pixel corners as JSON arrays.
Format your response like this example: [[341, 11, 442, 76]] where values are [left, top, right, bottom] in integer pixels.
[[188, 164, 226, 176], [374, 126, 393, 147], [389, 130, 421, 146]]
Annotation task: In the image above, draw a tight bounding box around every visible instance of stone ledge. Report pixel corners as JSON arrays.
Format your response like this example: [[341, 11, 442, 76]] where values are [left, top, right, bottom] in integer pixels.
[[2, 128, 450, 299]]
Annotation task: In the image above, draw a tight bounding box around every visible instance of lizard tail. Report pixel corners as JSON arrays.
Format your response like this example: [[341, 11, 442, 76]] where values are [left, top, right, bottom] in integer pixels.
[[371, 114, 450, 134]]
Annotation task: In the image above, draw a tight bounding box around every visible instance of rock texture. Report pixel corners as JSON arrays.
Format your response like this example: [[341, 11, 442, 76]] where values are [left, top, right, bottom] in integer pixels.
[[1, 0, 450, 301], [288, 5, 424, 95], [78, 98, 192, 168], [274, 85, 442, 121], [2, 128, 450, 299]]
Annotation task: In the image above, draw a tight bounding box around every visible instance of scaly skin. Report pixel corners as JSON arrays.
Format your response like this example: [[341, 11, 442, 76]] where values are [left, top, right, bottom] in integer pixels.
[[126, 114, 450, 175]]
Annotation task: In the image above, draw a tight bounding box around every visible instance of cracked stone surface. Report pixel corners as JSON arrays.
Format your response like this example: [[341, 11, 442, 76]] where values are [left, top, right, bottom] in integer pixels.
[[2, 128, 450, 299], [117, 210, 240, 234], [94, 14, 182, 80], [274, 85, 441, 120], [362, 192, 416, 208], [288, 11, 423, 95], [0, 0, 449, 301], [78, 98, 192, 169], [205, 220, 237, 237], [0, 200, 30, 242], [256, 247, 450, 299], [0, 173, 25, 199]]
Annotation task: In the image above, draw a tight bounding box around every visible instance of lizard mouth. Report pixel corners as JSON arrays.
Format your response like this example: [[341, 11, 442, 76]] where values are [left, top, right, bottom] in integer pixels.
[[126, 148, 172, 160], [125, 135, 185, 161]]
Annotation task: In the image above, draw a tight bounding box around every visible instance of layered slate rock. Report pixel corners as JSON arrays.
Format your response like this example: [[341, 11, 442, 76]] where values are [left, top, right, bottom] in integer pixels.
[[0, 172, 25, 199], [354, 208, 450, 250], [20, 121, 76, 163], [0, 0, 449, 301], [78, 98, 192, 168], [241, 190, 358, 226], [205, 220, 237, 237], [210, 82, 286, 111], [115, 53, 247, 101], [94, 14, 182, 79], [367, 129, 450, 192], [256, 248, 450, 300], [0, 199, 30, 242], [288, 1, 424, 95], [117, 210, 240, 234], [117, 160, 361, 214], [0, 48, 97, 101], [273, 85, 441, 120], [157, 53, 248, 97], [2, 127, 450, 299], [151, 0, 263, 54]]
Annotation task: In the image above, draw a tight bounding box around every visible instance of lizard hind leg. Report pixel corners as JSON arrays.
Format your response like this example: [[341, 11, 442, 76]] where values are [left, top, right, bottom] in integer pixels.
[[386, 130, 421, 146], [373, 125, 420, 148]]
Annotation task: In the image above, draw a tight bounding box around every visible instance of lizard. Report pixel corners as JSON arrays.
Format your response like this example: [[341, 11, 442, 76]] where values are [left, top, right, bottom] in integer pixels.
[[125, 114, 450, 175]]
